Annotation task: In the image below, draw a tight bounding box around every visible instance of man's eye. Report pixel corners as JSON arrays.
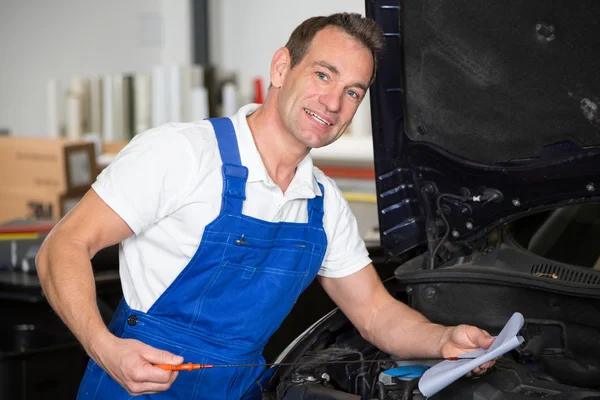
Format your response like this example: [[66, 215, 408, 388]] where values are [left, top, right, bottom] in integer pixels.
[[316, 72, 328, 80], [347, 90, 359, 99]]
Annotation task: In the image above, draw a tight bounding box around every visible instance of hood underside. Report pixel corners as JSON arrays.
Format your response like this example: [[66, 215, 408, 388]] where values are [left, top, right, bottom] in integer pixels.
[[401, 0, 600, 163], [367, 0, 600, 258]]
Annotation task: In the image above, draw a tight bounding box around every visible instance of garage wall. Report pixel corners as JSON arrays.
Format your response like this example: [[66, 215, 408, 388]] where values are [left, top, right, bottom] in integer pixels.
[[0, 0, 191, 136], [0, 1, 367, 136]]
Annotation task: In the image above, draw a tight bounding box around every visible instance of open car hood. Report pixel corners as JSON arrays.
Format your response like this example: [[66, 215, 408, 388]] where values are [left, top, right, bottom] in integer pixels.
[[366, 0, 600, 259]]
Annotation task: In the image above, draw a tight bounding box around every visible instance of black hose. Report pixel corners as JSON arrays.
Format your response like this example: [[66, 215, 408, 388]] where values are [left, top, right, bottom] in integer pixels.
[[400, 377, 420, 400], [429, 194, 465, 269]]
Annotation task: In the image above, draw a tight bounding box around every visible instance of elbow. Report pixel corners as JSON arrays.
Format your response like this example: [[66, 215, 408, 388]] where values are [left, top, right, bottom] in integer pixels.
[[358, 327, 374, 344], [36, 234, 61, 286], [35, 240, 50, 282], [357, 310, 378, 345]]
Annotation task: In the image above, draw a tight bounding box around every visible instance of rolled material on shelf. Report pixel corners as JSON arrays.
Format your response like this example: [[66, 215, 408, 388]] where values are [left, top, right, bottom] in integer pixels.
[[123, 74, 135, 139], [46, 79, 61, 138], [152, 65, 168, 127], [222, 82, 238, 117], [180, 65, 192, 122], [134, 74, 151, 134], [70, 76, 89, 133], [102, 75, 114, 142], [89, 77, 103, 135], [190, 86, 209, 121], [112, 74, 125, 141], [66, 94, 82, 140], [191, 65, 204, 88], [168, 64, 182, 122]]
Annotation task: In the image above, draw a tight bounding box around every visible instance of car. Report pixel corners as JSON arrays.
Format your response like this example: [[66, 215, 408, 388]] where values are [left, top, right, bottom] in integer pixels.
[[262, 0, 600, 398]]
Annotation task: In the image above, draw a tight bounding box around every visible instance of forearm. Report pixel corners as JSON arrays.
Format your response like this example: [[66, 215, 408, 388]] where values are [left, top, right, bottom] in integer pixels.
[[363, 299, 451, 359], [36, 236, 112, 359]]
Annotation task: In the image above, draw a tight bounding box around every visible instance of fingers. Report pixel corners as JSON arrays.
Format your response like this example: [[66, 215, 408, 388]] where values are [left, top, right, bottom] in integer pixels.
[[142, 346, 184, 366], [100, 338, 184, 396], [465, 365, 489, 378], [131, 362, 173, 384], [473, 327, 495, 349], [139, 346, 184, 382], [126, 371, 179, 396]]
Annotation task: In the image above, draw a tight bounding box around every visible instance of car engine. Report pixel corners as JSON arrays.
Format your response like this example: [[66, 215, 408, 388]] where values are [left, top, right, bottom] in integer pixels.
[[271, 234, 600, 399]]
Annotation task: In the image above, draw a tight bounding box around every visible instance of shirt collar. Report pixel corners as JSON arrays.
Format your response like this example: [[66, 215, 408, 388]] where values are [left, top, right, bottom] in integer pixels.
[[229, 104, 321, 197]]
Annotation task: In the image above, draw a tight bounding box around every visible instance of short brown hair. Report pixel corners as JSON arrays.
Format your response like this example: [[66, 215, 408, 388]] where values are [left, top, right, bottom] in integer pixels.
[[285, 13, 385, 85]]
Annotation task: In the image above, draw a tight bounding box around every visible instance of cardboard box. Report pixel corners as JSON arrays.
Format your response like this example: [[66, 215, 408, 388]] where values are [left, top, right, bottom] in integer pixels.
[[0, 187, 86, 224], [0, 136, 97, 193], [101, 141, 129, 155]]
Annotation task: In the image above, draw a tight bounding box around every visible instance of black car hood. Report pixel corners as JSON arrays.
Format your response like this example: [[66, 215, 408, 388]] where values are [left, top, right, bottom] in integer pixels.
[[366, 0, 600, 258]]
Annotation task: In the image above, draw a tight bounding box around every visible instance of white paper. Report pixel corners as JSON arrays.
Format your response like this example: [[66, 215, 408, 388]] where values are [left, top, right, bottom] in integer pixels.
[[418, 312, 525, 398]]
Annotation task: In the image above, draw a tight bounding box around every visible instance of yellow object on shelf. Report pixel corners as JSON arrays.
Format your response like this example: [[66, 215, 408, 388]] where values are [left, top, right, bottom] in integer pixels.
[[0, 233, 39, 241], [343, 192, 377, 203]]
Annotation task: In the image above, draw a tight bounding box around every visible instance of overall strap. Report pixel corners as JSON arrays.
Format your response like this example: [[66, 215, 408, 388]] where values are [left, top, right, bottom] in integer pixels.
[[307, 182, 325, 227], [207, 118, 248, 215]]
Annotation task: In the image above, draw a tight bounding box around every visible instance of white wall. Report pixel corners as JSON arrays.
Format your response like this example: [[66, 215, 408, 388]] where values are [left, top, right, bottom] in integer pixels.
[[208, 0, 367, 103], [0, 0, 191, 136]]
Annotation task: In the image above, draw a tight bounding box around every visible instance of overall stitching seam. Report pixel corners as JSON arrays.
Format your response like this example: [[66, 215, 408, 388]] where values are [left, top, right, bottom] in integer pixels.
[[221, 241, 308, 253], [227, 212, 312, 228], [128, 320, 259, 362], [190, 234, 231, 329], [191, 355, 207, 400], [262, 266, 307, 277], [226, 367, 242, 400], [133, 311, 260, 351], [93, 372, 107, 400], [203, 237, 310, 245], [124, 329, 184, 350], [147, 212, 229, 313]]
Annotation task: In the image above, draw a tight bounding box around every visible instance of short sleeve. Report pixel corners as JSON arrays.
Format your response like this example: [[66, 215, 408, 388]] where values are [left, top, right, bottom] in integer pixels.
[[317, 176, 372, 278], [91, 125, 198, 234]]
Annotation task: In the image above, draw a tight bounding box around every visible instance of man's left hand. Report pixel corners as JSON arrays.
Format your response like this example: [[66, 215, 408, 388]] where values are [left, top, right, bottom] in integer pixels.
[[441, 325, 496, 375]]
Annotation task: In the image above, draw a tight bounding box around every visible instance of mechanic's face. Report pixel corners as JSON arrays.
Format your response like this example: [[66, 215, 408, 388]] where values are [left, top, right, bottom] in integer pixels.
[[272, 27, 373, 149]]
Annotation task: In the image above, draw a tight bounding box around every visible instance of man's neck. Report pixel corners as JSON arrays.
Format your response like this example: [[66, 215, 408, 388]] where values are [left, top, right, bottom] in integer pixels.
[[247, 99, 309, 193]]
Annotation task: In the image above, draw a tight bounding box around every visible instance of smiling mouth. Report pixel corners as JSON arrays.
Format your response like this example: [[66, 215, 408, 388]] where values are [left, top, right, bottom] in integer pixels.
[[304, 108, 332, 126]]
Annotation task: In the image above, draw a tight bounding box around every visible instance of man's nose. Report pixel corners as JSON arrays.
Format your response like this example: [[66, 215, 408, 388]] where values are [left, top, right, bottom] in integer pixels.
[[318, 86, 343, 113]]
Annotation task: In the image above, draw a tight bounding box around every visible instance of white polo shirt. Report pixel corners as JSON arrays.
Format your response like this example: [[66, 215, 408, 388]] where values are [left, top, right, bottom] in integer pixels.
[[92, 104, 372, 312]]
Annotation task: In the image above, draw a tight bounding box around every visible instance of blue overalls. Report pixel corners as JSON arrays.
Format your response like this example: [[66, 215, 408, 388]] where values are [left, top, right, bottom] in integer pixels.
[[77, 118, 327, 399]]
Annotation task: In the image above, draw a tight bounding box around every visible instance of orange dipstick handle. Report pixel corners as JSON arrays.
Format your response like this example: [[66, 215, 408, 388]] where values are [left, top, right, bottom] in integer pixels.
[[155, 362, 214, 371]]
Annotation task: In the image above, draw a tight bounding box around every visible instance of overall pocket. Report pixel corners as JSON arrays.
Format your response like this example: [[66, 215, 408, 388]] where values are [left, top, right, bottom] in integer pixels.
[[195, 259, 307, 341]]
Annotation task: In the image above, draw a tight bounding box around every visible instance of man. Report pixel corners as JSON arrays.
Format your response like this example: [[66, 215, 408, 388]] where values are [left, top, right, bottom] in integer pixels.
[[36, 13, 495, 399]]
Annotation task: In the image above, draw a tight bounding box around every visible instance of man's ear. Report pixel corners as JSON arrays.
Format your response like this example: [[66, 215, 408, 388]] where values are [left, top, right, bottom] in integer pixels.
[[270, 47, 290, 89]]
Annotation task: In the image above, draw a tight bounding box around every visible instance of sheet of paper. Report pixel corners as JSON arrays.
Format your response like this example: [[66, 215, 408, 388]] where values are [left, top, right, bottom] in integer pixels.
[[418, 312, 525, 398]]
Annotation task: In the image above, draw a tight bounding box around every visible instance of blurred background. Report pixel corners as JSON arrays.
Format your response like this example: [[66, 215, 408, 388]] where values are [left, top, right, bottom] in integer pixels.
[[0, 2, 384, 398], [0, 0, 378, 234]]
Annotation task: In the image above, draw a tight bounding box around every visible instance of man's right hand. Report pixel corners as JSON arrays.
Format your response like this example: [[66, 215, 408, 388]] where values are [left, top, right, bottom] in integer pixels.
[[92, 334, 184, 396]]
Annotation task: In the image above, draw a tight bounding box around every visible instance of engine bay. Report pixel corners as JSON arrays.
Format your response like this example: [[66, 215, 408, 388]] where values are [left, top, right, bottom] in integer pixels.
[[270, 224, 600, 399], [274, 310, 600, 400]]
